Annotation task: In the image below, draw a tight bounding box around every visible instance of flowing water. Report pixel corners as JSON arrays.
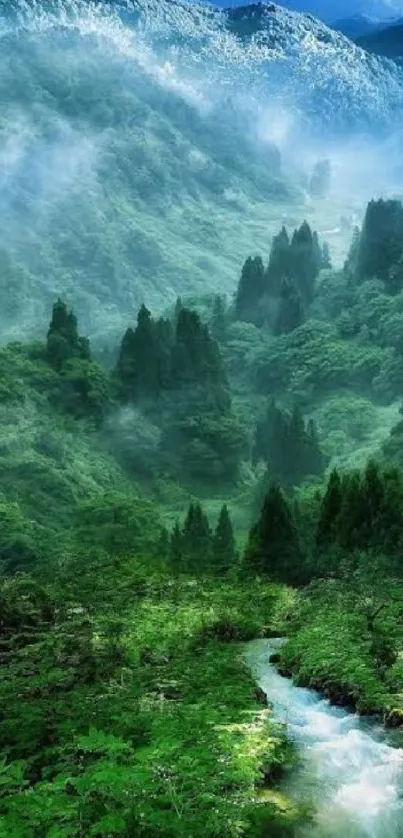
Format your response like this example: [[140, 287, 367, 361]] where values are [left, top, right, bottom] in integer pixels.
[[245, 640, 403, 837]]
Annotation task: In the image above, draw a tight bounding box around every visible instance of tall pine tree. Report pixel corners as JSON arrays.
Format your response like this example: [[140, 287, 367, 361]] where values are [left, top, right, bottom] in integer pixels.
[[289, 222, 319, 305], [244, 484, 301, 584], [235, 256, 266, 325], [213, 505, 237, 574], [116, 304, 161, 402], [266, 227, 291, 297], [316, 469, 343, 551], [47, 298, 90, 370], [182, 503, 212, 571]]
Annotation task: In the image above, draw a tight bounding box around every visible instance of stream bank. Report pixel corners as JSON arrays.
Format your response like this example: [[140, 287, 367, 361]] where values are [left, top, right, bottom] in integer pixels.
[[246, 639, 403, 837]]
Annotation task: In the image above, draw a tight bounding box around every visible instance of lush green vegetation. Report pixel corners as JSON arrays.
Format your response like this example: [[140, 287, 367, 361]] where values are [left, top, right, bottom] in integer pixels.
[[1, 564, 307, 836], [6, 196, 403, 833]]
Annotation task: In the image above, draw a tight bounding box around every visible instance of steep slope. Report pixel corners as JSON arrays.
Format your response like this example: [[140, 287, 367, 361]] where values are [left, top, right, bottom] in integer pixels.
[[226, 4, 403, 129], [269, 0, 403, 22], [0, 0, 402, 341], [333, 14, 396, 39], [357, 21, 403, 61]]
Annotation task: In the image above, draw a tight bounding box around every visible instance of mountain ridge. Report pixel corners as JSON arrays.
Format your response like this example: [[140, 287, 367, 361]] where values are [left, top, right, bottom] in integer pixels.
[[0, 0, 402, 340]]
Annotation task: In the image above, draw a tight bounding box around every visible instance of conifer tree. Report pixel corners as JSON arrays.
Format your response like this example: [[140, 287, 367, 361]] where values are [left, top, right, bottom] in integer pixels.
[[345, 226, 361, 275], [46, 298, 90, 370], [266, 227, 290, 297], [174, 296, 183, 325], [316, 469, 343, 550], [235, 256, 266, 324], [211, 294, 228, 343], [356, 199, 403, 290], [116, 304, 161, 402], [253, 400, 286, 470], [170, 521, 183, 566], [363, 460, 384, 531], [182, 503, 212, 570], [244, 484, 301, 583], [274, 278, 304, 335], [213, 504, 237, 574], [171, 308, 228, 409], [155, 317, 173, 391], [312, 231, 323, 277], [289, 222, 319, 305], [338, 472, 366, 551], [254, 402, 327, 487]]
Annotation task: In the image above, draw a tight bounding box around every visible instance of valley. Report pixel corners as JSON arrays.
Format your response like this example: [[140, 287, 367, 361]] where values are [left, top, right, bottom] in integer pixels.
[[3, 2, 403, 837]]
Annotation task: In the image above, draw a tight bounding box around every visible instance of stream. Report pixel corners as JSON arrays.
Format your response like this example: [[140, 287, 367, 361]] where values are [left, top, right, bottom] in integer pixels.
[[245, 640, 403, 837]]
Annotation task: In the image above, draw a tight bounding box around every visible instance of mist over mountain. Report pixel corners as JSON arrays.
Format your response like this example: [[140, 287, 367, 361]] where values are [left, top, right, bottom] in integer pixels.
[[1, 0, 403, 341]]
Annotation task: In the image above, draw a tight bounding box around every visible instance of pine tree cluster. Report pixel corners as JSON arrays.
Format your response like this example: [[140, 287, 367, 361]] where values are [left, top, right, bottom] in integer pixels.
[[169, 503, 237, 574], [116, 303, 228, 410], [235, 222, 330, 331], [354, 199, 403, 293], [316, 461, 403, 558], [254, 401, 328, 487]]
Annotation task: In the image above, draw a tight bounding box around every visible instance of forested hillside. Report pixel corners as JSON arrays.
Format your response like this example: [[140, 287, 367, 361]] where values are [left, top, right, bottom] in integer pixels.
[[3, 195, 403, 833]]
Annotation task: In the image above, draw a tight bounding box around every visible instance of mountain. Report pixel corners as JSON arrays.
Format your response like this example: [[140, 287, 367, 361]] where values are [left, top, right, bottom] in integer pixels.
[[255, 1, 403, 23], [332, 13, 394, 39], [0, 0, 403, 341], [357, 20, 403, 60], [226, 4, 403, 127]]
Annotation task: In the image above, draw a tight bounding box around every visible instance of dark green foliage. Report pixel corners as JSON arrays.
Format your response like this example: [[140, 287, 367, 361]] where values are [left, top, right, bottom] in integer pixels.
[[169, 521, 183, 566], [244, 484, 302, 583], [0, 496, 44, 571], [235, 256, 266, 325], [115, 304, 239, 487], [171, 307, 228, 408], [274, 278, 304, 335], [289, 222, 320, 305], [116, 304, 171, 403], [213, 504, 237, 574], [266, 226, 291, 297], [75, 492, 162, 556], [182, 503, 212, 570], [254, 402, 327, 487], [355, 199, 403, 292], [210, 294, 229, 342], [46, 298, 90, 371], [314, 462, 403, 564], [161, 410, 247, 485], [316, 469, 342, 551], [52, 357, 110, 424], [234, 224, 324, 331], [45, 300, 110, 423]]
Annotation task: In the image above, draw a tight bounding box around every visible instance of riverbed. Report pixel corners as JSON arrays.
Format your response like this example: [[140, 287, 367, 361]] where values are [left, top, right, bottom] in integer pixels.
[[245, 640, 403, 837]]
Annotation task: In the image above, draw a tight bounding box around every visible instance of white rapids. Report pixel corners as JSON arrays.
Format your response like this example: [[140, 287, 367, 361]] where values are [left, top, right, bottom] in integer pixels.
[[245, 640, 403, 837]]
